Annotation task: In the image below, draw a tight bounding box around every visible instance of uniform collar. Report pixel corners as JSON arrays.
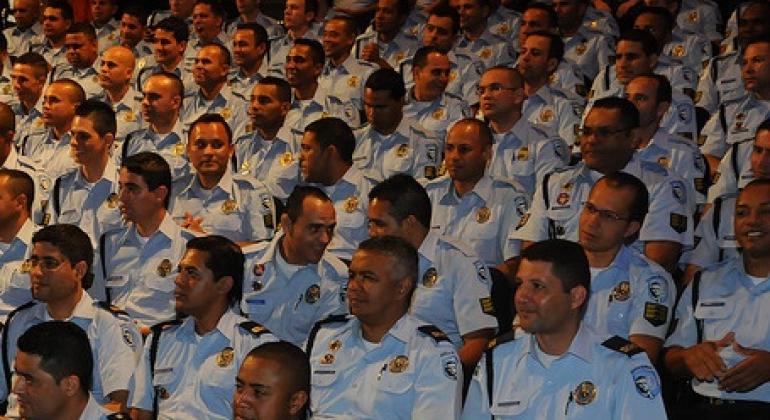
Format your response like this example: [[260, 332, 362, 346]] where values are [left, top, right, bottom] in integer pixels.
[[350, 313, 415, 348], [11, 219, 35, 249], [73, 158, 119, 188], [179, 309, 242, 341], [1, 147, 20, 169], [598, 245, 633, 277], [185, 167, 235, 197], [122, 211, 179, 246], [323, 53, 357, 75], [523, 322, 596, 364], [373, 116, 411, 140], [417, 229, 441, 264], [12, 22, 42, 37], [35, 291, 96, 322], [439, 173, 494, 205]]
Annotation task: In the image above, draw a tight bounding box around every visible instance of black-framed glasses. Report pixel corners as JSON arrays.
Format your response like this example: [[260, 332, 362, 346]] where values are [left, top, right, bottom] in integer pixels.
[[576, 126, 631, 139], [24, 256, 67, 271], [583, 202, 629, 222], [476, 83, 518, 95]]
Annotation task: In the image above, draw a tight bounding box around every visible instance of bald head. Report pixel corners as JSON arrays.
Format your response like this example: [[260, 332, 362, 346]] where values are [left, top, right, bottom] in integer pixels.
[[99, 46, 135, 90]]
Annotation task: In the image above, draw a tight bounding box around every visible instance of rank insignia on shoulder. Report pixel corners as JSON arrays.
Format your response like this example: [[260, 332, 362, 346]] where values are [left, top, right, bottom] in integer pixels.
[[240, 321, 271, 336], [643, 302, 668, 327], [602, 335, 644, 357], [418, 325, 450, 343], [669, 213, 687, 233]]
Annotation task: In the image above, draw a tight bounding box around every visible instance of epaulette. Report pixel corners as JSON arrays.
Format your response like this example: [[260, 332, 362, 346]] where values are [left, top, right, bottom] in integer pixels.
[[230, 90, 246, 100], [424, 175, 451, 190], [107, 413, 130, 420], [316, 314, 349, 326], [418, 325, 451, 344], [358, 59, 378, 69], [445, 91, 464, 102], [487, 330, 517, 349], [6, 301, 37, 324], [95, 301, 130, 318], [240, 240, 270, 256], [232, 174, 260, 189], [601, 335, 644, 357], [239, 321, 271, 337], [305, 314, 350, 355], [150, 319, 183, 335]]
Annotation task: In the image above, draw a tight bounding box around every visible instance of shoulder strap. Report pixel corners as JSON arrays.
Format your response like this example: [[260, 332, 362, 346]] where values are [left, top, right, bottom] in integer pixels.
[[2, 301, 36, 396], [692, 271, 703, 344], [239, 321, 271, 337], [417, 325, 451, 344], [711, 196, 723, 260], [305, 314, 348, 356], [541, 171, 553, 209], [148, 320, 180, 419], [601, 335, 644, 357], [52, 176, 62, 217], [603, 65, 611, 91], [484, 346, 494, 415], [718, 103, 727, 135], [121, 132, 133, 164], [99, 232, 110, 305], [730, 142, 740, 184]]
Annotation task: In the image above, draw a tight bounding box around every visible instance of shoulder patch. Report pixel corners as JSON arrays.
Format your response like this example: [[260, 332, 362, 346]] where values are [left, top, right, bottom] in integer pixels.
[[601, 335, 644, 357], [316, 314, 350, 327], [418, 325, 451, 344], [239, 321, 271, 337]]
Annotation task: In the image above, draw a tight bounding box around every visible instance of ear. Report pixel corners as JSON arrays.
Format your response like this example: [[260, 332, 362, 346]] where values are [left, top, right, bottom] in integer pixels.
[[73, 260, 88, 285], [628, 127, 642, 149], [59, 375, 81, 397], [280, 100, 291, 116], [13, 192, 28, 212], [569, 285, 588, 313], [103, 132, 115, 150], [215, 275, 234, 298], [153, 185, 169, 207], [655, 100, 669, 121], [624, 220, 642, 240], [546, 57, 559, 75], [649, 53, 659, 69], [280, 212, 292, 233], [512, 87, 526, 104], [288, 390, 309, 416]]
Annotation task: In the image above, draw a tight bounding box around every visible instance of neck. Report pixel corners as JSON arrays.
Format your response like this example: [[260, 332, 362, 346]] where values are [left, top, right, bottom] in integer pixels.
[[241, 10, 260, 21], [105, 83, 130, 104], [279, 236, 305, 266], [452, 175, 482, 197], [0, 216, 27, 243], [489, 111, 521, 133], [413, 86, 437, 103], [376, 115, 403, 136], [523, 79, 546, 97], [636, 122, 658, 149], [150, 114, 178, 135], [409, 228, 429, 251], [744, 253, 770, 278], [257, 124, 281, 140], [55, 393, 90, 420], [136, 209, 166, 237], [585, 245, 621, 269], [46, 288, 82, 320], [289, 25, 309, 39], [197, 172, 223, 190], [48, 35, 64, 48], [193, 305, 227, 335], [378, 29, 397, 43], [360, 311, 405, 342], [21, 96, 39, 114], [53, 123, 71, 140], [294, 82, 318, 100], [535, 318, 580, 355], [199, 81, 225, 101], [331, 52, 350, 67], [755, 88, 770, 101], [325, 163, 350, 186], [560, 22, 580, 37], [80, 155, 109, 183], [464, 24, 485, 40], [160, 57, 182, 72], [242, 57, 265, 76]]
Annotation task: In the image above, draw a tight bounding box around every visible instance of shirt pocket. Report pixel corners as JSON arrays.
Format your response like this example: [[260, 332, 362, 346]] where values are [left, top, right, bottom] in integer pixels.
[[58, 208, 79, 224], [378, 370, 413, 395], [336, 208, 365, 228], [143, 273, 176, 293], [694, 299, 733, 320], [490, 390, 530, 417]]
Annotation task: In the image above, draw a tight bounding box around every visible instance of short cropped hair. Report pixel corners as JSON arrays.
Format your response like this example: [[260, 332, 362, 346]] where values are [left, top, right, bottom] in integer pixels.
[[428, 4, 460, 35], [368, 174, 431, 228], [188, 113, 233, 144], [257, 76, 292, 102], [32, 224, 94, 289], [365, 68, 406, 101], [450, 118, 494, 146], [147, 71, 185, 99], [50, 78, 86, 105], [185, 235, 245, 307], [75, 99, 116, 138], [14, 52, 50, 79], [526, 30, 564, 61], [594, 172, 649, 224], [246, 341, 310, 397], [618, 29, 659, 56], [285, 186, 332, 223], [0, 168, 35, 213], [357, 235, 418, 289], [66, 22, 97, 41], [413, 45, 445, 69], [629, 73, 672, 105], [519, 239, 590, 301], [236, 22, 268, 46], [305, 117, 355, 165], [17, 321, 93, 394], [45, 0, 74, 21], [523, 3, 558, 28], [154, 16, 190, 43], [122, 152, 172, 209], [590, 97, 640, 129], [293, 38, 325, 65]]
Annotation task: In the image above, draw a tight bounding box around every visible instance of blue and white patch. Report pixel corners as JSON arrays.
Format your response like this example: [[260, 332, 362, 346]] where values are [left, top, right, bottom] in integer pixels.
[[632, 366, 660, 399], [647, 277, 668, 302], [671, 180, 686, 204], [514, 196, 528, 218], [677, 103, 692, 124], [442, 353, 459, 380], [474, 261, 490, 284]]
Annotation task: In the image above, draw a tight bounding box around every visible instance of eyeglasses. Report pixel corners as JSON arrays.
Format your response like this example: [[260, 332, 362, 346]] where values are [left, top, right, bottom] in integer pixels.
[[476, 83, 518, 95], [576, 126, 631, 139], [24, 256, 67, 271], [583, 202, 629, 222]]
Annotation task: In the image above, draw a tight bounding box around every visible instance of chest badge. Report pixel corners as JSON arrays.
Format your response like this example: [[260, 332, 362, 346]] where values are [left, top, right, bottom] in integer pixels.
[[476, 207, 491, 223], [422, 267, 438, 287], [573, 381, 597, 405], [344, 196, 359, 213], [216, 346, 234, 367], [106, 192, 119, 208], [221, 199, 237, 215], [389, 355, 409, 373], [611, 281, 631, 302], [157, 258, 173, 277]]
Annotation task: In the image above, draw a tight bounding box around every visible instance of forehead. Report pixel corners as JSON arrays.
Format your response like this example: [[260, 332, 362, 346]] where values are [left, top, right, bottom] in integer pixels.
[[617, 40, 645, 54], [368, 197, 395, 219], [45, 83, 74, 99], [744, 42, 770, 58], [32, 241, 64, 257], [364, 88, 398, 104], [154, 29, 178, 41], [424, 52, 450, 67], [524, 34, 551, 50], [300, 130, 319, 145], [11, 63, 36, 76], [351, 249, 393, 274], [121, 13, 141, 24], [427, 15, 453, 28], [588, 179, 633, 206], [523, 8, 550, 21], [325, 19, 351, 33], [635, 12, 664, 26], [288, 44, 312, 59], [190, 122, 229, 141], [298, 196, 335, 221], [198, 45, 224, 60], [193, 3, 214, 13], [626, 77, 657, 95], [119, 167, 149, 187], [145, 76, 174, 94], [755, 129, 770, 146], [180, 248, 211, 270], [71, 115, 97, 133], [43, 7, 63, 17], [287, 0, 305, 8], [586, 107, 620, 124], [252, 83, 280, 99], [234, 29, 255, 41], [742, 4, 770, 20], [447, 122, 482, 145], [517, 258, 559, 283], [481, 68, 514, 84], [738, 184, 770, 204]]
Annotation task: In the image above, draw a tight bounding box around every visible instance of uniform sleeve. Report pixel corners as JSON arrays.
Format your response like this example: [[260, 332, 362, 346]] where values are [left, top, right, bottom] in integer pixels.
[[686, 205, 720, 268], [412, 344, 462, 419], [628, 270, 675, 340], [510, 175, 550, 242], [706, 149, 738, 202], [265, 158, 300, 201], [533, 137, 570, 185], [452, 255, 498, 336], [94, 313, 142, 397], [695, 62, 719, 114], [638, 176, 694, 246], [128, 331, 155, 411], [501, 193, 529, 261], [700, 108, 729, 159], [245, 183, 274, 242], [664, 280, 699, 349], [461, 354, 491, 419], [614, 356, 668, 420], [558, 100, 583, 148]]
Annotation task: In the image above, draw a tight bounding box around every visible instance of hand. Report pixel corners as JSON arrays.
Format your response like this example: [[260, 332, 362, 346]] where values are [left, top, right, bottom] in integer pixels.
[[360, 43, 380, 63], [181, 212, 206, 234], [719, 341, 770, 392], [682, 332, 734, 382]]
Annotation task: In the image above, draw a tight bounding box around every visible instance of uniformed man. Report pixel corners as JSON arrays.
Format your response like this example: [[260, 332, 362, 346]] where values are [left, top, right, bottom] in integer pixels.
[[129, 235, 277, 419], [353, 68, 440, 181], [181, 43, 249, 141], [233, 77, 300, 200], [171, 113, 276, 243], [229, 23, 270, 99], [462, 239, 668, 419], [283, 39, 331, 133], [578, 172, 676, 363], [300, 117, 376, 261], [644, 0, 721, 44], [586, 29, 697, 142], [147, 0, 195, 28], [183, 0, 231, 73], [99, 151, 195, 329], [513, 97, 694, 274], [554, 0, 614, 81], [47, 100, 123, 249], [355, 0, 419, 70], [13, 321, 120, 419], [306, 235, 462, 418], [88, 0, 120, 54], [0, 169, 36, 321], [700, 37, 770, 175], [122, 72, 190, 180], [9, 52, 48, 146], [3, 0, 42, 59], [403, 46, 471, 143], [234, 341, 310, 420], [683, 121, 770, 284], [426, 118, 529, 265], [319, 16, 377, 129], [54, 23, 102, 99], [1, 224, 141, 413], [268, 0, 323, 76], [21, 79, 85, 181], [518, 30, 584, 149], [368, 174, 497, 374], [136, 16, 194, 95], [479, 66, 570, 197], [627, 74, 707, 208], [37, 0, 73, 70], [664, 179, 770, 420], [94, 46, 142, 141], [240, 186, 348, 345], [226, 0, 284, 40], [450, 0, 516, 72], [118, 6, 154, 64]]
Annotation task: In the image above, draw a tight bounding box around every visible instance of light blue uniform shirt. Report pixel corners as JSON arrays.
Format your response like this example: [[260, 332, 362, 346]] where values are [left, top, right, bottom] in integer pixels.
[[53, 64, 102, 99], [463, 324, 667, 419], [403, 90, 471, 146], [700, 94, 770, 159], [21, 129, 77, 182], [0, 219, 35, 321], [37, 38, 67, 69], [585, 246, 675, 340], [666, 257, 770, 402], [119, 121, 191, 181], [400, 51, 482, 105], [267, 23, 323, 76], [686, 192, 740, 268], [638, 130, 708, 206], [425, 174, 529, 265], [308, 314, 462, 419], [92, 87, 143, 141], [3, 22, 42, 57], [241, 233, 348, 346], [227, 60, 269, 99], [180, 86, 249, 140], [233, 125, 300, 200], [707, 140, 754, 201], [93, 19, 120, 54], [12, 99, 45, 147], [129, 311, 277, 419], [353, 30, 419, 70], [522, 84, 584, 149], [413, 230, 498, 347], [318, 54, 377, 129], [562, 27, 614, 81], [353, 117, 440, 182], [283, 86, 330, 134], [97, 213, 195, 327], [1, 293, 142, 405], [454, 29, 516, 73], [695, 47, 743, 116]]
